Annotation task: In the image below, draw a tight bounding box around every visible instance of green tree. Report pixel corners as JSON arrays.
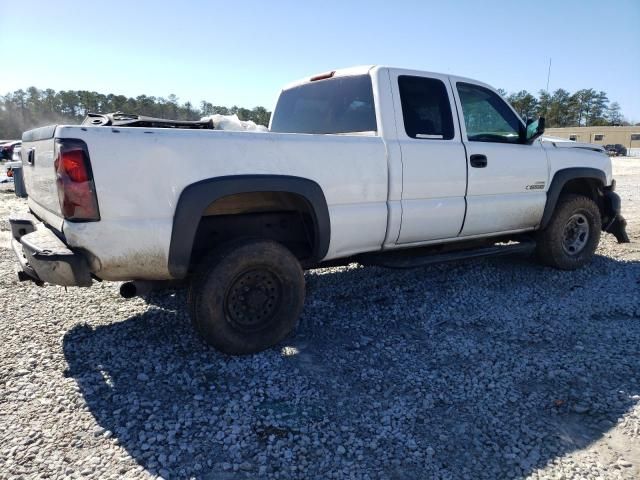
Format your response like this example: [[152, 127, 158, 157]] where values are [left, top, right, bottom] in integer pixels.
[[587, 91, 609, 126], [236, 107, 252, 121], [507, 90, 538, 120], [250, 106, 270, 126], [536, 90, 551, 119], [607, 102, 623, 125], [544, 89, 573, 127], [212, 105, 230, 115], [200, 101, 214, 115]]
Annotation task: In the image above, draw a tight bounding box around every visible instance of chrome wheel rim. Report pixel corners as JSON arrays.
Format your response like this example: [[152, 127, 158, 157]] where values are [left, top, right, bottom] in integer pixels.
[[562, 213, 590, 256]]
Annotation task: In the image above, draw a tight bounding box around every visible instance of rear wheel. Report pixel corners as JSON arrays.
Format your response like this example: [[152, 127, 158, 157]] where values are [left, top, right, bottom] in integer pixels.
[[536, 194, 601, 270], [188, 239, 305, 355]]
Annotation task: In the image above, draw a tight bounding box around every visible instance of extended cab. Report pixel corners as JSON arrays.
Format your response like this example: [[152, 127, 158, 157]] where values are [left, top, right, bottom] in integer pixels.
[[10, 65, 628, 354]]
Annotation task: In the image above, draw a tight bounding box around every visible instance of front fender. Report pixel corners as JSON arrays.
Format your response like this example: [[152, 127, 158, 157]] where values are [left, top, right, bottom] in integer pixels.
[[541, 168, 629, 244], [540, 168, 606, 229]]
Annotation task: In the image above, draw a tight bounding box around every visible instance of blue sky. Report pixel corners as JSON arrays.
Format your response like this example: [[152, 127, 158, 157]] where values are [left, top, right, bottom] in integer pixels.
[[1, 0, 639, 120]]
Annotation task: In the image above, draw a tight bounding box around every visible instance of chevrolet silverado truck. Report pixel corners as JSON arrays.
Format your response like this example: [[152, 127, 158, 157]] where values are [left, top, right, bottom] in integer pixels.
[[10, 65, 629, 354]]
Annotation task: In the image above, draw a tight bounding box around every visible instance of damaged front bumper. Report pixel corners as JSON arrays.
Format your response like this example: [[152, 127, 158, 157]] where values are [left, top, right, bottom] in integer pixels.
[[9, 213, 92, 287], [603, 186, 630, 243]]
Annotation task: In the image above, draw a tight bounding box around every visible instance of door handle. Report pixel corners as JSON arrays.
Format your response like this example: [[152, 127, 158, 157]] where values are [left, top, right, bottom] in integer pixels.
[[470, 154, 487, 168]]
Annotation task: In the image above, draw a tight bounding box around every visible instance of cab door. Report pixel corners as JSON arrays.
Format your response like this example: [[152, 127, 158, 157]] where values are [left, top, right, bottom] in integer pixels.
[[450, 79, 549, 236], [387, 70, 467, 244]]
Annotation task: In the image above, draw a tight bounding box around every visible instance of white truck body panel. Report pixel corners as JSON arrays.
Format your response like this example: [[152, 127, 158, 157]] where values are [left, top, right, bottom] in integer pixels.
[[38, 127, 389, 279], [544, 140, 612, 185], [19, 65, 615, 282]]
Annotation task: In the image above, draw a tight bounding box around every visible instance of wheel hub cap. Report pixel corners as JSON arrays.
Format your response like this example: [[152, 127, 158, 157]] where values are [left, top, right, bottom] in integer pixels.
[[225, 269, 282, 332], [562, 213, 590, 256]]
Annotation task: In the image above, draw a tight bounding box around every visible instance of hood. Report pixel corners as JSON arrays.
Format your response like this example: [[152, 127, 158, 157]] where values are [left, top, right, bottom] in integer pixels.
[[541, 136, 605, 153]]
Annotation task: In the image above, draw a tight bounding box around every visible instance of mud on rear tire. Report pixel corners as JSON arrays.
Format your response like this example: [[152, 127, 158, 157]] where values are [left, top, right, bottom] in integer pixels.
[[188, 239, 305, 355], [535, 194, 601, 270]]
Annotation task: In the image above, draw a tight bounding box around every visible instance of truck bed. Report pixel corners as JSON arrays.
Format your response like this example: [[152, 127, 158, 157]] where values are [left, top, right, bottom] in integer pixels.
[[22, 125, 389, 280]]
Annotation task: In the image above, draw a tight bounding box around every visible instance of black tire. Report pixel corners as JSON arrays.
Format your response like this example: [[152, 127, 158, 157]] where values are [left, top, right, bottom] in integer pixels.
[[535, 194, 601, 270], [188, 239, 305, 355]]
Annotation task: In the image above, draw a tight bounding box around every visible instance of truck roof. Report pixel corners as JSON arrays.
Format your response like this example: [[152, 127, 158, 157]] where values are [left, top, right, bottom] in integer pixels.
[[281, 65, 376, 90], [281, 65, 490, 92]]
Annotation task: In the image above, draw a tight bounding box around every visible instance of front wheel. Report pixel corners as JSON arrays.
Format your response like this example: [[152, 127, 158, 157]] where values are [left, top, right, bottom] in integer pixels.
[[535, 194, 601, 270], [188, 239, 305, 355]]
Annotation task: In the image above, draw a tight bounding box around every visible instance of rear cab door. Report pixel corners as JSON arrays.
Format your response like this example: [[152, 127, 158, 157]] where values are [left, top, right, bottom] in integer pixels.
[[449, 77, 549, 236], [386, 68, 467, 244]]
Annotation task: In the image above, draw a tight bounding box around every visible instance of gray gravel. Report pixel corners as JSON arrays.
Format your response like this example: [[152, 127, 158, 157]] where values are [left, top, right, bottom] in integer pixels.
[[1, 158, 639, 479]]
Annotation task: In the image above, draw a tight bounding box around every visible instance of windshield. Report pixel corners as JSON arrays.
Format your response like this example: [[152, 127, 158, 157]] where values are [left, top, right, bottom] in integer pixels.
[[270, 75, 377, 134]]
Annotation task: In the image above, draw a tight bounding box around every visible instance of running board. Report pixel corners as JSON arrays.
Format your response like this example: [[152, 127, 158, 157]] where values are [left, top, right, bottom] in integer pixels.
[[359, 240, 536, 269]]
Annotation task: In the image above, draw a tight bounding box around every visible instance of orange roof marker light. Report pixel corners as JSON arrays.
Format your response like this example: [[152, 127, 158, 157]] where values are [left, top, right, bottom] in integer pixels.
[[310, 70, 335, 82]]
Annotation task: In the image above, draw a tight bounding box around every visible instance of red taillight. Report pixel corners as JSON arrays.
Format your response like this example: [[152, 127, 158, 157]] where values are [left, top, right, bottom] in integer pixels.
[[54, 140, 100, 221], [60, 149, 89, 182]]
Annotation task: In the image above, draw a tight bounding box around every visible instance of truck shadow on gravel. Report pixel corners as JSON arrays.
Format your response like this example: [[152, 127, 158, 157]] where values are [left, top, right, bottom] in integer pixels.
[[63, 254, 640, 479]]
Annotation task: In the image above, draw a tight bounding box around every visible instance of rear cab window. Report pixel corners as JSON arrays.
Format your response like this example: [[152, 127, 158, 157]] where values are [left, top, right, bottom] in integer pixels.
[[270, 75, 377, 134], [398, 75, 454, 140]]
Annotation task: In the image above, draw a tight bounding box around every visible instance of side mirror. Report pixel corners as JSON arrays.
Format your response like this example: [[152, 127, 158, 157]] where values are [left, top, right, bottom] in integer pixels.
[[525, 117, 545, 144]]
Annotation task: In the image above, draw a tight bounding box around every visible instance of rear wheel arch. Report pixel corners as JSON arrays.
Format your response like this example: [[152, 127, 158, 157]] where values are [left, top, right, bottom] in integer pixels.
[[168, 175, 330, 278], [540, 168, 606, 230]]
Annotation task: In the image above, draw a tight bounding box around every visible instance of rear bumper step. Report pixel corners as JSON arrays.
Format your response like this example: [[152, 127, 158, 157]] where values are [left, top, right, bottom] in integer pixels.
[[9, 214, 92, 287]]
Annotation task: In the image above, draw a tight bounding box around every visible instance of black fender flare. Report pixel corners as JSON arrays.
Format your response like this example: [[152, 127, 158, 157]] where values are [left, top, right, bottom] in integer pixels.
[[539, 167, 606, 229], [168, 175, 331, 278]]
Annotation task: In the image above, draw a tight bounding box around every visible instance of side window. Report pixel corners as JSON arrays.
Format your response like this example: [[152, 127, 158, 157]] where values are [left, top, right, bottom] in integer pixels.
[[457, 82, 523, 144], [398, 76, 454, 140]]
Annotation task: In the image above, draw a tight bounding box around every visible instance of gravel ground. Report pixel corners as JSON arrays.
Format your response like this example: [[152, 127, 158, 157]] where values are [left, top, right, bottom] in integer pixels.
[[1, 158, 639, 479]]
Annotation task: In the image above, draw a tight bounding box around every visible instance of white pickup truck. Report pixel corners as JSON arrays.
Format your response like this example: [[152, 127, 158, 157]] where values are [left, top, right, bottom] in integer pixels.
[[10, 65, 628, 354]]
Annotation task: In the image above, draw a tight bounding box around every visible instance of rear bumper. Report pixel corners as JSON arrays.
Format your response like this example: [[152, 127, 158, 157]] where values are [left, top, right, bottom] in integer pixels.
[[9, 213, 92, 287], [602, 189, 629, 243]]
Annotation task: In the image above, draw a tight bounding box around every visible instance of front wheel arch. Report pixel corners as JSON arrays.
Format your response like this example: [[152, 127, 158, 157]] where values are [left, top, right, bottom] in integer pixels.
[[540, 168, 606, 230]]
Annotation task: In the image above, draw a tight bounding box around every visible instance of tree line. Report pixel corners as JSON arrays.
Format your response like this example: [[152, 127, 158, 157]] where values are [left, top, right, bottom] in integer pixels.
[[497, 88, 630, 127], [0, 87, 271, 139], [0, 85, 633, 139]]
